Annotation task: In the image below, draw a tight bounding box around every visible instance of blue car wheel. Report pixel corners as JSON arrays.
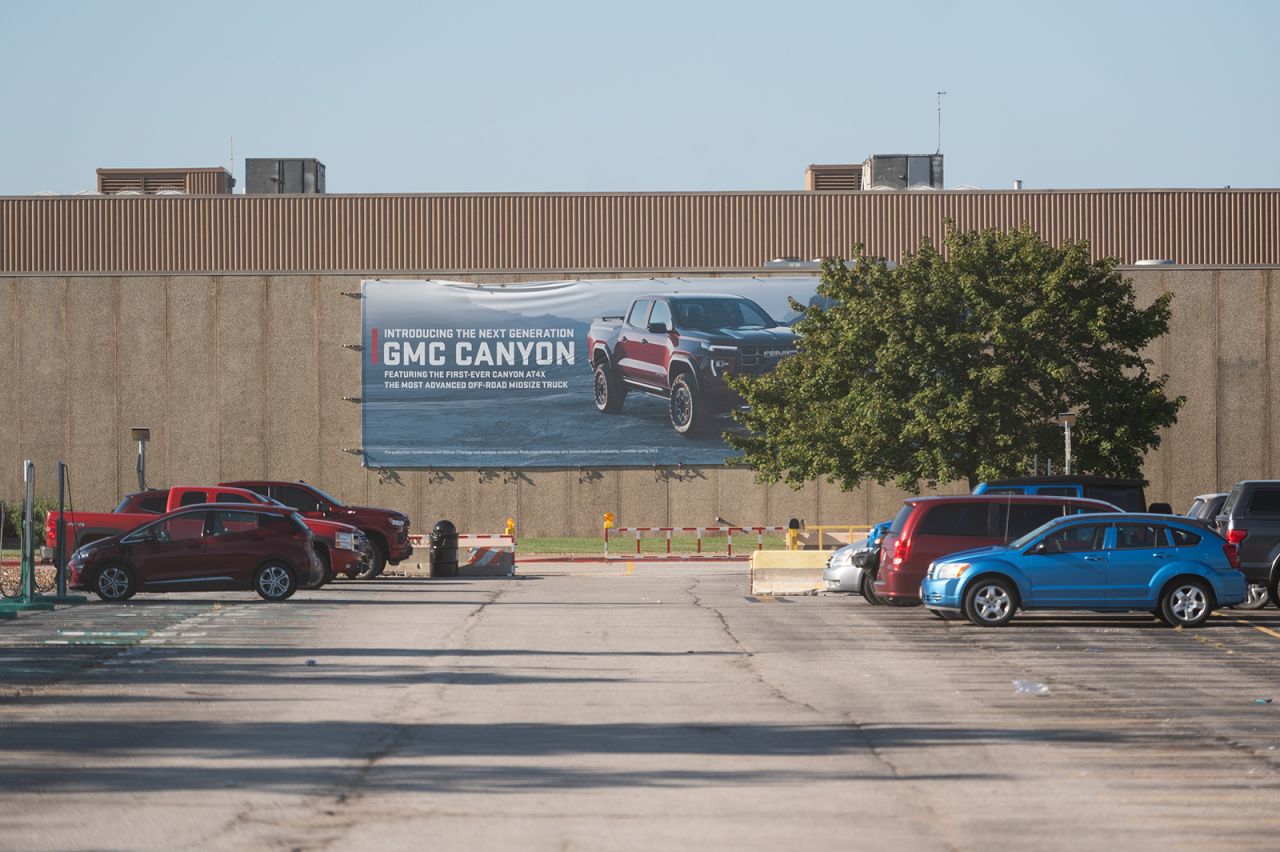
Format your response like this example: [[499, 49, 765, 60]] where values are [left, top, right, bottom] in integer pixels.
[[963, 576, 1018, 627], [1158, 579, 1212, 628]]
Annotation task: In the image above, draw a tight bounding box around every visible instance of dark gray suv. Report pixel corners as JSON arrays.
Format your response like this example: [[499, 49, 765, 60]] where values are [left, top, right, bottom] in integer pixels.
[[1215, 482, 1280, 609]]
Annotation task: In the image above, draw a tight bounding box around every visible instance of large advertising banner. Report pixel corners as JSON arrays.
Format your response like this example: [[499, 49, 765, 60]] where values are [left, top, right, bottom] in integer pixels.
[[360, 277, 821, 468]]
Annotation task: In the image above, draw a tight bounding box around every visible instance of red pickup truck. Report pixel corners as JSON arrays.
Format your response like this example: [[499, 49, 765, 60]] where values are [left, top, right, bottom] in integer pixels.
[[46, 485, 369, 583], [220, 480, 412, 577]]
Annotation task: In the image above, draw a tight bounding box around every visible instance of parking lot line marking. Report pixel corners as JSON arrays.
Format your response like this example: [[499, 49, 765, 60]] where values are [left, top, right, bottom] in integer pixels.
[[1217, 614, 1280, 641], [626, 561, 635, 576]]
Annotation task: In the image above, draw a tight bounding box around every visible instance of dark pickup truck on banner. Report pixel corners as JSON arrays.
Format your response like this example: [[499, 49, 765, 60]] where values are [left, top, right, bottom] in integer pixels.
[[587, 294, 798, 436]]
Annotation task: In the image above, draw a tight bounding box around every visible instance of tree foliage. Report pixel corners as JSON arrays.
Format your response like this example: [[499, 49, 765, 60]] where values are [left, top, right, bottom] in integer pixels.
[[725, 224, 1184, 491]]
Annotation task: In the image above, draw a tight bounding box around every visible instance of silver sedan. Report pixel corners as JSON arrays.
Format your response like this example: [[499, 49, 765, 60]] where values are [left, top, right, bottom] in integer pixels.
[[823, 539, 871, 593]]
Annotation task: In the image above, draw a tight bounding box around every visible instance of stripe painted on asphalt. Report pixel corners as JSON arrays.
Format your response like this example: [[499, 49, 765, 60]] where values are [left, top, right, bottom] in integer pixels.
[[1218, 614, 1280, 641], [626, 561, 635, 576]]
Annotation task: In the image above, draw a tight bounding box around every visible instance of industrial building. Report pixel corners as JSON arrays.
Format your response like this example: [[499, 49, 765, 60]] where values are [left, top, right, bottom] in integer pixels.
[[2, 159, 1279, 535]]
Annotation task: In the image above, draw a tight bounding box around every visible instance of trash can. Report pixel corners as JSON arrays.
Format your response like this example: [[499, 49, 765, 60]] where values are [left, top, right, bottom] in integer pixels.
[[429, 520, 459, 578]]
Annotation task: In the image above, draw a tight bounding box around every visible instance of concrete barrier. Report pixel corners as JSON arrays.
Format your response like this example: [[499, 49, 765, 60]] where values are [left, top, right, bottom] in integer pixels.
[[749, 550, 829, 595]]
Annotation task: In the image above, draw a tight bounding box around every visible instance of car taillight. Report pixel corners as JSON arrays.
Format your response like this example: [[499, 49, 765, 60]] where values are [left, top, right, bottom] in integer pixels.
[[892, 537, 910, 566], [1227, 529, 1248, 545], [1223, 543, 1241, 570]]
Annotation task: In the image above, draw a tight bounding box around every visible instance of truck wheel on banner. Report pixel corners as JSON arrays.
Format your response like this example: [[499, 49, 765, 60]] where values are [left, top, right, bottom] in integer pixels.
[[669, 373, 708, 437], [593, 362, 626, 414]]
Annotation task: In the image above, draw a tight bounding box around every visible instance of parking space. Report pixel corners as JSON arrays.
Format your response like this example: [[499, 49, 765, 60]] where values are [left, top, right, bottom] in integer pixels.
[[2, 564, 1280, 850]]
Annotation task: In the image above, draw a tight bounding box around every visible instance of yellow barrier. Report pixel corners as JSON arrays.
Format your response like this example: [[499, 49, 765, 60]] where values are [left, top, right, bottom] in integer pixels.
[[797, 525, 873, 551]]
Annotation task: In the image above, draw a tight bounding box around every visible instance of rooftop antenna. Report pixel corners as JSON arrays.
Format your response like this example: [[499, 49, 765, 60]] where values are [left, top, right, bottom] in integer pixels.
[[936, 91, 947, 154], [229, 135, 234, 179]]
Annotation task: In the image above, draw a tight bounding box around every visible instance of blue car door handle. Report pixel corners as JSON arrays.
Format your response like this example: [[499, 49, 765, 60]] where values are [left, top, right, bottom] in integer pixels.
[[1083, 555, 1104, 562], [1151, 552, 1172, 559]]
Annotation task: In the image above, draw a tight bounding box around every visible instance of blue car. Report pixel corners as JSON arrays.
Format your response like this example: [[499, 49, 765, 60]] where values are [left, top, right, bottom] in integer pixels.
[[920, 513, 1246, 627]]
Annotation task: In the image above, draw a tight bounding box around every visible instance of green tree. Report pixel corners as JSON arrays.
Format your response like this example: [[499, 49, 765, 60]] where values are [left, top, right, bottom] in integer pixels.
[[725, 224, 1184, 491]]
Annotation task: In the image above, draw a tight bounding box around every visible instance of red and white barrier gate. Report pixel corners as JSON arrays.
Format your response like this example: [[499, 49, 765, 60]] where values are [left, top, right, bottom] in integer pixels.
[[603, 526, 785, 559]]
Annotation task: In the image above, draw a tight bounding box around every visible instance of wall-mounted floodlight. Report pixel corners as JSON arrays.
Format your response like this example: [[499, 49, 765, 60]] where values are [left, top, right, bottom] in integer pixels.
[[1056, 412, 1078, 475], [131, 427, 151, 490]]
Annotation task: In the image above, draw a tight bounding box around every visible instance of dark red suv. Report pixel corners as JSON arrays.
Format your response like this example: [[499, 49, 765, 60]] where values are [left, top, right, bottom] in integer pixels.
[[221, 480, 412, 576], [871, 495, 1119, 605], [68, 504, 323, 602]]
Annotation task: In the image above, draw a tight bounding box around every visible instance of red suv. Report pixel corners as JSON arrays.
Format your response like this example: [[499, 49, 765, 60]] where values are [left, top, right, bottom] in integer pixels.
[[871, 495, 1119, 605], [67, 504, 323, 602]]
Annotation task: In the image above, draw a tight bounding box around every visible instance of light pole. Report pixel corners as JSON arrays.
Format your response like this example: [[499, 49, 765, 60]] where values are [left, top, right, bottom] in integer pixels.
[[1056, 412, 1078, 475]]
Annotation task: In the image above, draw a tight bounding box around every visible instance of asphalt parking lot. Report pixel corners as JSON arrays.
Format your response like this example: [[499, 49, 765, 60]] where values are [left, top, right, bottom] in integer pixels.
[[2, 561, 1280, 851]]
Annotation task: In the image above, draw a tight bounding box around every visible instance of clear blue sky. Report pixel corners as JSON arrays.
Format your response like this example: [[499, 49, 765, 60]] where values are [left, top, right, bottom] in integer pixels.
[[2, 0, 1277, 194]]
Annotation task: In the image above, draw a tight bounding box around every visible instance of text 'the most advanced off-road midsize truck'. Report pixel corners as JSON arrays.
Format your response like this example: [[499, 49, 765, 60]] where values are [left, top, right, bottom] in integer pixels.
[[587, 294, 797, 436]]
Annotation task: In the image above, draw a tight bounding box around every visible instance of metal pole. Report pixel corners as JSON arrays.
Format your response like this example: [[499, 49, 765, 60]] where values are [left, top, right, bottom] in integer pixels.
[[22, 461, 34, 602], [56, 461, 68, 597], [1064, 423, 1073, 476]]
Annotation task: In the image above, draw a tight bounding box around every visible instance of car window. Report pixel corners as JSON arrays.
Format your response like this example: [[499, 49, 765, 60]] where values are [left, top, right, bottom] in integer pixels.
[[916, 503, 990, 537], [1170, 527, 1202, 546], [1114, 524, 1168, 549], [216, 492, 256, 504], [981, 486, 1022, 495], [888, 505, 914, 535], [1247, 486, 1280, 515], [648, 300, 672, 329], [1083, 485, 1143, 513], [1035, 486, 1078, 497], [626, 300, 652, 329], [993, 503, 1070, 540], [178, 490, 208, 507], [152, 512, 206, 542], [1221, 485, 1244, 517], [1038, 524, 1107, 553], [271, 485, 323, 513], [1186, 498, 1207, 518], [208, 509, 261, 536]]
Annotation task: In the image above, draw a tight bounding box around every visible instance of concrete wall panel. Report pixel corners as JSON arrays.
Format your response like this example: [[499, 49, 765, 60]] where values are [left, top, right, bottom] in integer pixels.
[[618, 469, 668, 528], [667, 468, 717, 528], [766, 479, 818, 529], [215, 276, 268, 479], [115, 277, 170, 500], [716, 467, 769, 529], [314, 275, 365, 505], [516, 470, 570, 538], [0, 280, 18, 501], [1216, 269, 1268, 489], [264, 276, 320, 482], [563, 468, 621, 537], [65, 277, 118, 510], [165, 277, 220, 486], [1156, 270, 1219, 502], [16, 279, 67, 502]]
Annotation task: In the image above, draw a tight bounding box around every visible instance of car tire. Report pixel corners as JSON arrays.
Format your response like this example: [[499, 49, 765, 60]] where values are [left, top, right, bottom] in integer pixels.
[[358, 539, 388, 579], [593, 362, 626, 414], [1159, 578, 1212, 628], [1236, 582, 1269, 610], [254, 562, 297, 601], [963, 576, 1018, 627], [669, 374, 708, 437], [94, 563, 136, 602], [860, 573, 885, 605], [1268, 579, 1280, 610]]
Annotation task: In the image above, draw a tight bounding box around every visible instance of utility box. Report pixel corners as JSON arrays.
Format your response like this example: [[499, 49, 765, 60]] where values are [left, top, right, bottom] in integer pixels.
[[245, 158, 326, 194], [862, 154, 944, 190]]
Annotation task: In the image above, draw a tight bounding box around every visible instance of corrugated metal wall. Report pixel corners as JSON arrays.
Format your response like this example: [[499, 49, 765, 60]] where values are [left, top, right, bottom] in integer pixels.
[[3, 190, 1279, 274]]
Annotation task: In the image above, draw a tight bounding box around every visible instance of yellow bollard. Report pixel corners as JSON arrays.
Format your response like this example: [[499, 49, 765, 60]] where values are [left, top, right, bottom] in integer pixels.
[[505, 517, 516, 538]]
